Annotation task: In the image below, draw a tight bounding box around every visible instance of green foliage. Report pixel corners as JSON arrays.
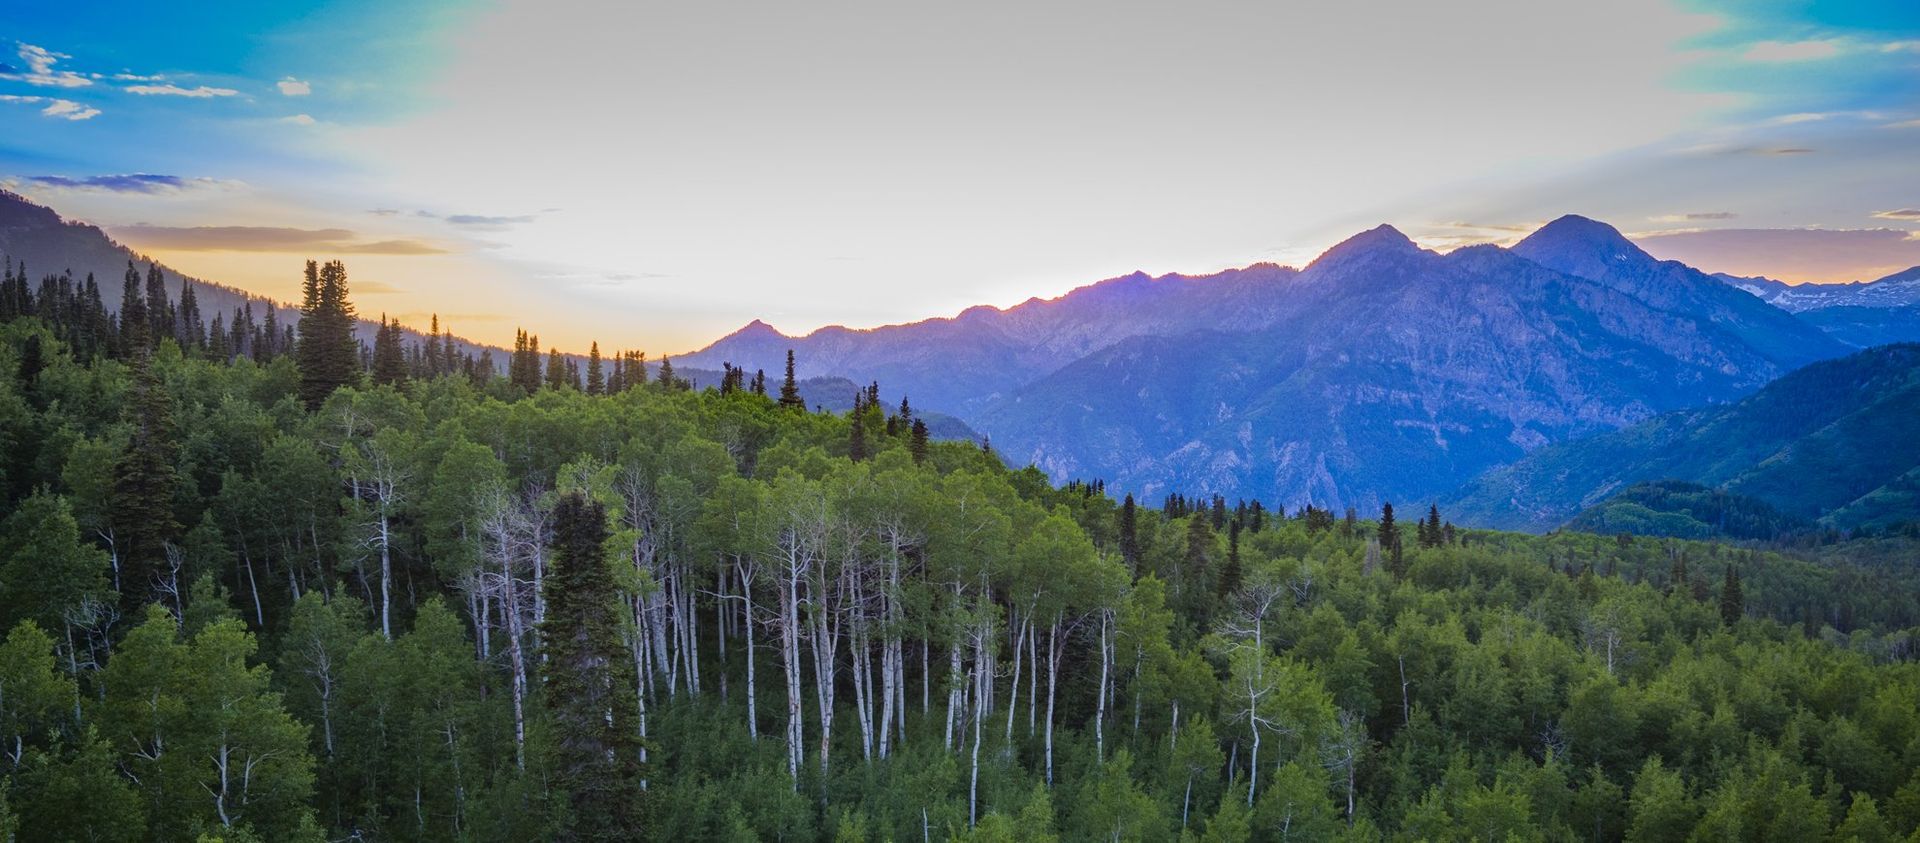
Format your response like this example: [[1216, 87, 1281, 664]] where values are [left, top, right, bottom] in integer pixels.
[[0, 312, 1917, 842]]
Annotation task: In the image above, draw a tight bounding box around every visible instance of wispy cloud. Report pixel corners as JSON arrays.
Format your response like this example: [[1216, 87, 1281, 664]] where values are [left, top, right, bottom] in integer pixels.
[[280, 113, 316, 126], [1741, 39, 1844, 62], [125, 83, 238, 98], [1650, 212, 1738, 222], [111, 224, 446, 255], [0, 94, 99, 121], [0, 43, 91, 88], [20, 174, 236, 194], [276, 77, 311, 96], [444, 214, 536, 227], [1872, 209, 1920, 221]]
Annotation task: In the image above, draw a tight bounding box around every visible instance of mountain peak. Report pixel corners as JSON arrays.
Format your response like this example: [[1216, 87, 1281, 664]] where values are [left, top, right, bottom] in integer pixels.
[[1512, 215, 1650, 269], [1309, 224, 1420, 268], [723, 318, 787, 341]]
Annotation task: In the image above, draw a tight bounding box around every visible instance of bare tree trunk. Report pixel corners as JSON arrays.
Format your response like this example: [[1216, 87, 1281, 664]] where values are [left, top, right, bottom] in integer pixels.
[[1045, 618, 1060, 785], [1096, 610, 1110, 760]]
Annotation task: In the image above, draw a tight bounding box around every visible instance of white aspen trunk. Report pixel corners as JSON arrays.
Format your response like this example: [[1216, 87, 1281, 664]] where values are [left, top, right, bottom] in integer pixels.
[[378, 512, 393, 641], [1246, 723, 1260, 806], [944, 638, 964, 751], [505, 566, 528, 771], [1005, 609, 1026, 744], [1096, 610, 1110, 760], [780, 541, 805, 784], [1027, 623, 1038, 736], [736, 558, 760, 741], [716, 566, 729, 701], [1045, 618, 1061, 785], [968, 623, 990, 828]]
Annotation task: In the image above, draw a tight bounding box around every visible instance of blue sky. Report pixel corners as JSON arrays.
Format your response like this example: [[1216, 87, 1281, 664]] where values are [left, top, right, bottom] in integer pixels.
[[2, 0, 1917, 352]]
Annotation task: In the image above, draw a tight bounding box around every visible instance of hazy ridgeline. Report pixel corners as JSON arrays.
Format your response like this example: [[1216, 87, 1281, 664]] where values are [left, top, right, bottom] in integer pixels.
[[0, 262, 1918, 842]]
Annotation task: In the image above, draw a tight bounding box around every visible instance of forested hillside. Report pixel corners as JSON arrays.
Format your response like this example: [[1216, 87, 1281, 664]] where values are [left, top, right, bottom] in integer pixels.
[[2, 260, 1919, 842], [1448, 344, 1920, 533]]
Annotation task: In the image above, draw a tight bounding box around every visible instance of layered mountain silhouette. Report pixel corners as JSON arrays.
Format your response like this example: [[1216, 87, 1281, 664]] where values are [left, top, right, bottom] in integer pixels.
[[12, 186, 1888, 516], [1715, 266, 1920, 349], [694, 215, 1851, 510], [1447, 344, 1920, 532]]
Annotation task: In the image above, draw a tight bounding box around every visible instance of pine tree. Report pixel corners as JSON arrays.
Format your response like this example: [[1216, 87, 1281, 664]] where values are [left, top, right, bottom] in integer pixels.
[[586, 342, 605, 394], [1423, 504, 1443, 548], [777, 349, 804, 410], [1217, 521, 1243, 598], [751, 368, 767, 396], [117, 262, 147, 357], [1379, 503, 1404, 579], [111, 338, 181, 611], [546, 347, 567, 390], [1118, 494, 1139, 570], [909, 418, 930, 464], [542, 492, 645, 839], [175, 280, 202, 350], [296, 260, 358, 409], [371, 316, 407, 386], [1667, 548, 1688, 597], [1719, 565, 1743, 626], [848, 395, 868, 461], [655, 355, 675, 389], [144, 263, 174, 346]]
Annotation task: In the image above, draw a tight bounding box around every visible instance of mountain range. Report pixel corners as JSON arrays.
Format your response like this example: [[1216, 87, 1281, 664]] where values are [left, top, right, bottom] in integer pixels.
[[1447, 343, 1920, 533], [691, 215, 1865, 511], [10, 186, 1914, 522]]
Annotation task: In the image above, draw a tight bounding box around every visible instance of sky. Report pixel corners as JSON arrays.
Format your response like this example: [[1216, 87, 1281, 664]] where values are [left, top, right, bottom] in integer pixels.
[[2, 1, 1918, 353]]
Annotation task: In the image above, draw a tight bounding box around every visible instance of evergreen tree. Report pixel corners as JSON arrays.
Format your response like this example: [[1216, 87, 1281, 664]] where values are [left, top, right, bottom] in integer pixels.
[[111, 337, 181, 612], [176, 280, 203, 350], [541, 492, 645, 839], [259, 304, 280, 361], [909, 418, 930, 464], [777, 349, 803, 409], [370, 317, 407, 387], [655, 355, 676, 389], [1118, 494, 1139, 570], [1720, 565, 1744, 626], [546, 347, 568, 390], [296, 260, 358, 410], [117, 262, 147, 356], [1379, 502, 1404, 579], [848, 394, 868, 461], [586, 342, 605, 394], [144, 263, 174, 345], [751, 368, 766, 396]]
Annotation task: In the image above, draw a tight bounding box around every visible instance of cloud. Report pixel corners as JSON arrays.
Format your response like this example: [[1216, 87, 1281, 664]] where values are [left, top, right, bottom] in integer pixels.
[[1872, 209, 1920, 221], [110, 224, 446, 255], [0, 44, 91, 88], [339, 240, 446, 255], [354, 280, 404, 294], [125, 83, 239, 98], [367, 208, 401, 216], [444, 214, 536, 227], [280, 113, 316, 126], [1686, 144, 1815, 156], [1634, 227, 1920, 284], [1740, 39, 1843, 62], [1650, 212, 1738, 222], [22, 174, 234, 194], [1882, 41, 1920, 54], [0, 94, 99, 121], [277, 77, 311, 96]]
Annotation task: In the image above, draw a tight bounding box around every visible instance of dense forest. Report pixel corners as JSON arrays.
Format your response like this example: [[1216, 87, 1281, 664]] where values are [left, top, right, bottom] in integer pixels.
[[2, 259, 1919, 842]]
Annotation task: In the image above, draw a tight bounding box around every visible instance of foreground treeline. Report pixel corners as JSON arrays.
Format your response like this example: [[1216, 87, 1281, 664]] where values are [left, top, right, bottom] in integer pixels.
[[1, 268, 1920, 841]]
